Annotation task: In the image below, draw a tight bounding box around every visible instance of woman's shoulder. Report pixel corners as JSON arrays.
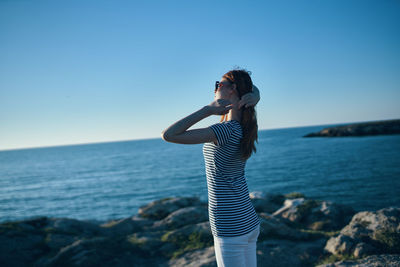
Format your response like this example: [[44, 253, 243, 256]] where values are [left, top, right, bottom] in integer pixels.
[[212, 120, 242, 134], [229, 119, 241, 125], [226, 120, 242, 129], [226, 120, 242, 136]]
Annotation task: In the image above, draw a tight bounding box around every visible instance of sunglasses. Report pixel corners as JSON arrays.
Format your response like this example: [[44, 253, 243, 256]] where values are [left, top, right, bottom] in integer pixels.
[[215, 79, 234, 92]]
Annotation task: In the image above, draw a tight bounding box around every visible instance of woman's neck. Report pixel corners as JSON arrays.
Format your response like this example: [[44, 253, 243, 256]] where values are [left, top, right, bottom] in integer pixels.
[[227, 106, 242, 122]]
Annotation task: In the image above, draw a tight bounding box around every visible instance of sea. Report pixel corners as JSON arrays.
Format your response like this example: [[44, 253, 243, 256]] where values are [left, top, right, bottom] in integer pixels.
[[1, 122, 399, 224]]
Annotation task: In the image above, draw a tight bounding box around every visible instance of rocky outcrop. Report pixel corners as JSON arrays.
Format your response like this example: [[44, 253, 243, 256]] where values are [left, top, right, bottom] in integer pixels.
[[272, 197, 355, 231], [168, 247, 216, 267], [323, 207, 400, 258], [257, 238, 328, 266], [138, 196, 202, 220], [1, 193, 399, 267], [303, 119, 400, 137], [152, 205, 209, 230], [316, 254, 400, 267]]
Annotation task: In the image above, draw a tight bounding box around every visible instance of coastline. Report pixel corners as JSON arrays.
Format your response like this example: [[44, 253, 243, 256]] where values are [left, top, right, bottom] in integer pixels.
[[304, 118, 400, 137], [1, 192, 399, 266]]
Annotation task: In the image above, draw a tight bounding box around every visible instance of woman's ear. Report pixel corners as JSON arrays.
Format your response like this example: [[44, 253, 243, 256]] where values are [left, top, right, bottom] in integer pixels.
[[229, 84, 237, 94], [230, 85, 239, 98]]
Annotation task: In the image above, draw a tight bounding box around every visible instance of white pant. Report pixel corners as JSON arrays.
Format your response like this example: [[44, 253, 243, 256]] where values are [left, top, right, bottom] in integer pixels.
[[213, 224, 260, 267]]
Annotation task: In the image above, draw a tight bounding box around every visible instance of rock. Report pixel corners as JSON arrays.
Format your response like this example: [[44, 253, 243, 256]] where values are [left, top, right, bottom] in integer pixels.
[[1, 194, 398, 267], [0, 229, 47, 266], [126, 230, 166, 256], [303, 119, 400, 137], [138, 196, 203, 220], [15, 216, 48, 231], [168, 246, 216, 267], [325, 233, 356, 255], [0, 217, 51, 266], [316, 253, 400, 267], [272, 197, 306, 222], [352, 242, 376, 258], [100, 215, 154, 236], [257, 238, 327, 267], [44, 233, 78, 251], [161, 222, 213, 259], [306, 201, 355, 231], [43, 217, 118, 254], [161, 221, 212, 243], [324, 207, 400, 258], [258, 213, 316, 241], [38, 235, 167, 267], [340, 207, 400, 239], [46, 218, 105, 237], [272, 198, 355, 231], [152, 205, 208, 230], [249, 191, 284, 213]]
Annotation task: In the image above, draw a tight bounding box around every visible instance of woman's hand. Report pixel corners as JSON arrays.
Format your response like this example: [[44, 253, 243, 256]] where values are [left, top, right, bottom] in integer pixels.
[[206, 99, 233, 115], [238, 84, 260, 109]]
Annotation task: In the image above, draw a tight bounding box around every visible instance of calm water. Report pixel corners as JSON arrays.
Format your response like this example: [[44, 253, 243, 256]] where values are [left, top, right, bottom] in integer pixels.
[[1, 123, 399, 224]]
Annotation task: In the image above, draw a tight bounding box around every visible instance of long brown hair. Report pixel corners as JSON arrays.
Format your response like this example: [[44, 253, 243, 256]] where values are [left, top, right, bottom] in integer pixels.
[[221, 68, 258, 161]]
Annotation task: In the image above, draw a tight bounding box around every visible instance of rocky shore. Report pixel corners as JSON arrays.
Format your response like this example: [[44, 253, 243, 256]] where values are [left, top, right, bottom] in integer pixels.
[[1, 192, 399, 266], [303, 119, 400, 137]]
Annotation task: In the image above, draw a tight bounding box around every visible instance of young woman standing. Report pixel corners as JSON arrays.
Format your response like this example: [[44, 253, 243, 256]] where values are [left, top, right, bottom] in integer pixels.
[[161, 68, 261, 267]]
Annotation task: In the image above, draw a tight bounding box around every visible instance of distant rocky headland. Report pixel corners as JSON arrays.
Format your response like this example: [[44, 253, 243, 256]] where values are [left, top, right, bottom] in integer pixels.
[[1, 192, 399, 267], [303, 119, 400, 137]]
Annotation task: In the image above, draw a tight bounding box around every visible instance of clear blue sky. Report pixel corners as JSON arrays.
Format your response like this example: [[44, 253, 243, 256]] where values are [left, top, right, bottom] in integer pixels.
[[1, 0, 399, 151]]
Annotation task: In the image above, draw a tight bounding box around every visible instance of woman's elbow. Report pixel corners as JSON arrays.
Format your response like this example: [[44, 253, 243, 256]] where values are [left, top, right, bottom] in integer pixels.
[[161, 131, 181, 143], [161, 130, 171, 142]]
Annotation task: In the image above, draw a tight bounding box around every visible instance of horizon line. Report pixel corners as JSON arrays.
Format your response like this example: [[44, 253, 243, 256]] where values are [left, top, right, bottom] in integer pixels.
[[1, 117, 398, 152]]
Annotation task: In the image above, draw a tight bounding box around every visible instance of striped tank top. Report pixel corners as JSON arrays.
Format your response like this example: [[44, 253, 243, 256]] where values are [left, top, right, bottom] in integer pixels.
[[202, 119, 260, 237]]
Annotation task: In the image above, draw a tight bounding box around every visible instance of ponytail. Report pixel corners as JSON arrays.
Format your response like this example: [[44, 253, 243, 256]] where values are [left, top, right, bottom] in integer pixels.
[[239, 106, 258, 161]]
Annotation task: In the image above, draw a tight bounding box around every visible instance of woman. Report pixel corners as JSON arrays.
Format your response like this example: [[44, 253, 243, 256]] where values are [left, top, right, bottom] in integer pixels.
[[161, 68, 261, 267]]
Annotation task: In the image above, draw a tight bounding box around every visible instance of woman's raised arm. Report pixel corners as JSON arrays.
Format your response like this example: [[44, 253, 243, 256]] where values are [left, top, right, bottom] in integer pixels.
[[161, 99, 232, 144], [238, 84, 260, 109]]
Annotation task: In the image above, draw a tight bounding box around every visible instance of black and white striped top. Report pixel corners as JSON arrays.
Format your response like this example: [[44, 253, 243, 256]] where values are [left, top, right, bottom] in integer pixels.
[[202, 119, 260, 237]]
